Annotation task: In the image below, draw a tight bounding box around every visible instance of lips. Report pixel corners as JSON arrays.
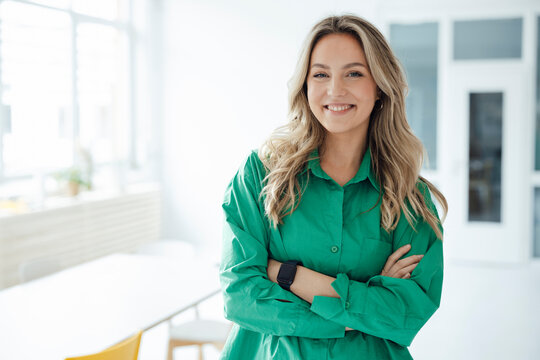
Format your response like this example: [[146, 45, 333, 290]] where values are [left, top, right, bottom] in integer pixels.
[[324, 104, 355, 112]]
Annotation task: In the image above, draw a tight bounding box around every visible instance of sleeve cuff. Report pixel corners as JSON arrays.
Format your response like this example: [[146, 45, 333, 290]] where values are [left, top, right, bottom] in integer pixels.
[[310, 273, 368, 320], [293, 307, 346, 338], [255, 281, 346, 338]]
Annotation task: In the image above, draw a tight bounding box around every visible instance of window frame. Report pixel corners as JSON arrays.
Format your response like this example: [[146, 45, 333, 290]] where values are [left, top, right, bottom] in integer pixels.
[[0, 0, 137, 185]]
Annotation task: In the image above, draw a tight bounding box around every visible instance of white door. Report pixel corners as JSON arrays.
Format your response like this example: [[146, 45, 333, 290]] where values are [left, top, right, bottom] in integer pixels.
[[442, 63, 528, 264]]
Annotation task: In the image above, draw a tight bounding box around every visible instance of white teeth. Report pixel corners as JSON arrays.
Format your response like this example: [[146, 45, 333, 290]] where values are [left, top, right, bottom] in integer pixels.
[[327, 105, 352, 112]]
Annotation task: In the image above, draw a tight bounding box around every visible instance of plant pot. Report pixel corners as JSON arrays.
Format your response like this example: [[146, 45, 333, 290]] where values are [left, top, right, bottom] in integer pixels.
[[68, 182, 80, 197]]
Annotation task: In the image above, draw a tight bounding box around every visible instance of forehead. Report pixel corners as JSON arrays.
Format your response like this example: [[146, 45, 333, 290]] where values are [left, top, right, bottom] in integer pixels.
[[310, 33, 367, 65]]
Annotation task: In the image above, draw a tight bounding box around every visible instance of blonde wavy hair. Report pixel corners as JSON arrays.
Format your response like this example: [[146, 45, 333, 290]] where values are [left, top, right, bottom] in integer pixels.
[[259, 15, 448, 239]]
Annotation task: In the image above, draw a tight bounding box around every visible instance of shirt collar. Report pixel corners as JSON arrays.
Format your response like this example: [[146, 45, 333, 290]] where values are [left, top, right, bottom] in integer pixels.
[[303, 146, 380, 191]]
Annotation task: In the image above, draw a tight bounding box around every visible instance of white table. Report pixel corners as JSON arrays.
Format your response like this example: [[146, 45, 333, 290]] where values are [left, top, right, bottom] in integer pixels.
[[0, 253, 221, 360]]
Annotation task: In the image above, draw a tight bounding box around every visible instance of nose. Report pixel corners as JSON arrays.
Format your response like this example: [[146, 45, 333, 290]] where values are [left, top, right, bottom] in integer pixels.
[[327, 77, 347, 97]]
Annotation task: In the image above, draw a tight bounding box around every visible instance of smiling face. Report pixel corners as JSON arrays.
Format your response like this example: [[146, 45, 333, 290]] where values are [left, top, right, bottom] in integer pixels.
[[306, 33, 379, 140]]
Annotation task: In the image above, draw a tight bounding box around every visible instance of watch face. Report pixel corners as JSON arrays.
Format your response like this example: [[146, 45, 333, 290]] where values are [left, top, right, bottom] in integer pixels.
[[277, 263, 296, 284]]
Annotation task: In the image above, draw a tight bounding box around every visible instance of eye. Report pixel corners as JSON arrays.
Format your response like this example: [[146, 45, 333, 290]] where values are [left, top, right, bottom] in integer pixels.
[[347, 71, 363, 78], [313, 73, 328, 78]]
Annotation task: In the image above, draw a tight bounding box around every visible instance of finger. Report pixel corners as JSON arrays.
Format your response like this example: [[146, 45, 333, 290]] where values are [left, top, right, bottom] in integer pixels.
[[387, 244, 411, 265], [396, 254, 424, 268], [383, 245, 413, 273], [395, 263, 418, 278], [386, 261, 418, 278], [402, 272, 411, 279], [389, 244, 412, 263]]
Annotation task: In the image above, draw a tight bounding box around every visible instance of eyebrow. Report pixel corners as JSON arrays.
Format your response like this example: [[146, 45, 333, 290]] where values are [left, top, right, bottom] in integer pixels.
[[311, 62, 367, 70]]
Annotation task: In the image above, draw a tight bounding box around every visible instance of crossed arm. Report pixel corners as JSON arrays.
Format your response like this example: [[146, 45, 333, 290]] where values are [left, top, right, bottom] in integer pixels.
[[267, 243, 423, 304], [266, 244, 424, 332]]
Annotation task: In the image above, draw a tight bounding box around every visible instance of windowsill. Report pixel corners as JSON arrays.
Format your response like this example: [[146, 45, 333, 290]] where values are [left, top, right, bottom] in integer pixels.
[[0, 182, 160, 219]]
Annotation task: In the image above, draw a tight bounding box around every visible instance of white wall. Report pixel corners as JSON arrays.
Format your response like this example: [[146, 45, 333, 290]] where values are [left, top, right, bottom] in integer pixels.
[[161, 0, 379, 251]]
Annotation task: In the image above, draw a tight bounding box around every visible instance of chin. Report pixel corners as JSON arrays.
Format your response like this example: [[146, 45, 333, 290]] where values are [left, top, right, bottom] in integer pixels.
[[319, 120, 369, 137], [322, 126, 352, 135]]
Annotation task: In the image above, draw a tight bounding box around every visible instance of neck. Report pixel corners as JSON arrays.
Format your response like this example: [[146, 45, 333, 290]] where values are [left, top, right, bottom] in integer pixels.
[[320, 132, 368, 170]]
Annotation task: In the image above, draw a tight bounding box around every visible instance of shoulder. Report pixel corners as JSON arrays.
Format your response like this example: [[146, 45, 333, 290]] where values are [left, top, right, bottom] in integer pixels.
[[226, 150, 268, 197], [237, 150, 268, 184], [222, 152, 270, 230], [393, 177, 442, 247], [414, 178, 439, 219], [398, 178, 440, 229]]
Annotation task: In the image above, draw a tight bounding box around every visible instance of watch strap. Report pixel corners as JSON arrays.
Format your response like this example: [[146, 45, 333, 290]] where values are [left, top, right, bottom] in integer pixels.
[[277, 260, 302, 291]]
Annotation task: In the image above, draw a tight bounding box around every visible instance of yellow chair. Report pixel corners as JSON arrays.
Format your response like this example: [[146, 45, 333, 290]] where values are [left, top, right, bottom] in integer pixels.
[[65, 331, 142, 360]]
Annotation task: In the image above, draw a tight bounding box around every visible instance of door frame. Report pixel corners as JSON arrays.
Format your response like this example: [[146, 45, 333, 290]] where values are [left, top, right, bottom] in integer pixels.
[[440, 62, 529, 264]]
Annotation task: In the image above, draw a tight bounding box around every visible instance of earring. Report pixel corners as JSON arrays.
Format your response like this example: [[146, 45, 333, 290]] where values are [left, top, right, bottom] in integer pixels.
[[378, 100, 383, 110]]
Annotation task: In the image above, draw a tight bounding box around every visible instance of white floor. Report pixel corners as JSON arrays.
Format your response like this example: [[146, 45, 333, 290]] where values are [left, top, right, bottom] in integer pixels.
[[410, 259, 540, 360], [139, 260, 540, 360]]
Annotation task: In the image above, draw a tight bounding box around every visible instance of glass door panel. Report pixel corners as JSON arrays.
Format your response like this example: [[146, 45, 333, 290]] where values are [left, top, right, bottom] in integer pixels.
[[468, 92, 503, 222]]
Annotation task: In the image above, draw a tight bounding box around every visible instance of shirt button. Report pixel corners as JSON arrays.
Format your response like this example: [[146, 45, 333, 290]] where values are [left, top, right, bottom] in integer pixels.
[[331, 245, 339, 253], [345, 301, 350, 309]]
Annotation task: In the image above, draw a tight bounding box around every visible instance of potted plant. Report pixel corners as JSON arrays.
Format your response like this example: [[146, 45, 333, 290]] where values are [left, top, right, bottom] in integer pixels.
[[55, 167, 91, 197]]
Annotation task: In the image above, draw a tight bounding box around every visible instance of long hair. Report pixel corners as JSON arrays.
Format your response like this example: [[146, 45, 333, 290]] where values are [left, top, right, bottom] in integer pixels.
[[259, 15, 448, 239]]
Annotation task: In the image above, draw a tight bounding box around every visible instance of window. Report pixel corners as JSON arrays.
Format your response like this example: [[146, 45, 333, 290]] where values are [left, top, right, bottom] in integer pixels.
[[535, 17, 540, 258], [535, 188, 540, 258], [0, 0, 153, 210], [536, 16, 540, 171], [0, 2, 73, 176], [468, 92, 503, 223], [390, 22, 438, 169], [453, 18, 522, 60], [77, 23, 130, 165]]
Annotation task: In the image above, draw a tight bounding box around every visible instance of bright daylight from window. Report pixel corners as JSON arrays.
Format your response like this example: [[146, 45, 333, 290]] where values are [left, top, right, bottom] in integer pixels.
[[0, 0, 146, 215]]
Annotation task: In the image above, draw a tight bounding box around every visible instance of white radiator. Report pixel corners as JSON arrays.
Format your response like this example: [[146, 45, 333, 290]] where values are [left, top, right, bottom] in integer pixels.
[[0, 186, 161, 289]]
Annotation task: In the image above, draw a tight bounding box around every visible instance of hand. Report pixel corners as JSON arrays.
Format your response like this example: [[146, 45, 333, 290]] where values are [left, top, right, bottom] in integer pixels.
[[267, 258, 281, 283], [380, 244, 423, 279]]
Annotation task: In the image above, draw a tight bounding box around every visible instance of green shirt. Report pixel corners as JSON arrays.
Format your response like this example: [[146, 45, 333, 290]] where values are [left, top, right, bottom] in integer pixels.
[[220, 147, 443, 360]]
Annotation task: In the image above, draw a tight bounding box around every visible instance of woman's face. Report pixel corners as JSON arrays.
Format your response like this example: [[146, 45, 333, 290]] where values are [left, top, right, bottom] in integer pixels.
[[306, 33, 379, 139]]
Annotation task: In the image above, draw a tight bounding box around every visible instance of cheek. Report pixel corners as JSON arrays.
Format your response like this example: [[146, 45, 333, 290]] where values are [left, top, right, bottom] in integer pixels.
[[306, 83, 314, 102], [369, 83, 379, 101], [306, 86, 317, 112], [306, 83, 323, 109], [355, 87, 377, 105]]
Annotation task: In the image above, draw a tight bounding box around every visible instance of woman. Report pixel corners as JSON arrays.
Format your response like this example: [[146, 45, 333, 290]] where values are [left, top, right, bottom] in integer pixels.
[[220, 14, 447, 359]]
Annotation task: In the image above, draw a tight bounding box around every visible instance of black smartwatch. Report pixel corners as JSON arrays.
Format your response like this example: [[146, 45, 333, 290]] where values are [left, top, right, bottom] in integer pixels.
[[277, 260, 302, 291]]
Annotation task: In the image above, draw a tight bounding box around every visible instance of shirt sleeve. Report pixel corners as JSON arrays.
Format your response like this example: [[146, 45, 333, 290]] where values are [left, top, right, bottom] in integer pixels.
[[309, 181, 444, 347], [220, 152, 346, 339]]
